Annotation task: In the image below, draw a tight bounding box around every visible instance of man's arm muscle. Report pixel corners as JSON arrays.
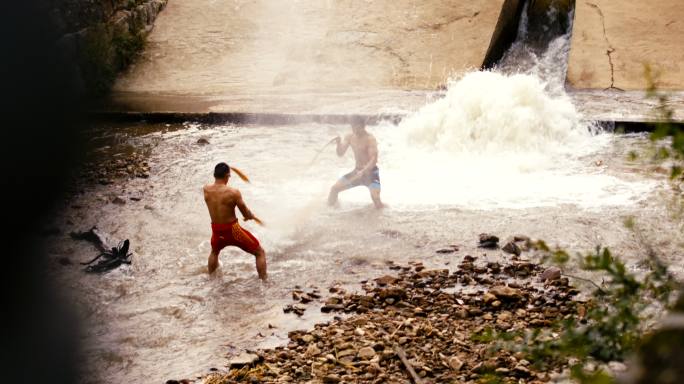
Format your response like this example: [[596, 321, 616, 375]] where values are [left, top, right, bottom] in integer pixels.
[[336, 134, 351, 157], [235, 190, 255, 220]]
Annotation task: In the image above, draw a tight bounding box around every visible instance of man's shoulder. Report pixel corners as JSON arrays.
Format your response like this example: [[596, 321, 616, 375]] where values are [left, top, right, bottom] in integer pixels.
[[226, 186, 241, 196]]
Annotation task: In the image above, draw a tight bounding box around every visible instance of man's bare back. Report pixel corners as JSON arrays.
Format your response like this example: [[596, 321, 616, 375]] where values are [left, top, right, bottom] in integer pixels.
[[203, 183, 249, 224], [204, 163, 266, 279]]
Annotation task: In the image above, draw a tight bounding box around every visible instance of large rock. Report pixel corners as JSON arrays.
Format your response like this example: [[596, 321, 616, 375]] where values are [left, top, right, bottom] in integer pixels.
[[568, 0, 684, 90]]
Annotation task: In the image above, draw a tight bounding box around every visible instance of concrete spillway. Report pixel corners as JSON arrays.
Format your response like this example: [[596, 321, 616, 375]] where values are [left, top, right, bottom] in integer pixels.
[[105, 0, 684, 122], [109, 0, 518, 115]]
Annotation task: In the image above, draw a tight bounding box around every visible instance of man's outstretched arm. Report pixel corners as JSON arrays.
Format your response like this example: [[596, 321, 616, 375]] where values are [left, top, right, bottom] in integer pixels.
[[235, 191, 255, 221], [335, 135, 351, 157]]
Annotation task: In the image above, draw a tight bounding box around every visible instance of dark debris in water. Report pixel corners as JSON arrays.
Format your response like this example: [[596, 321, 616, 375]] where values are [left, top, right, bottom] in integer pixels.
[[70, 226, 132, 273]]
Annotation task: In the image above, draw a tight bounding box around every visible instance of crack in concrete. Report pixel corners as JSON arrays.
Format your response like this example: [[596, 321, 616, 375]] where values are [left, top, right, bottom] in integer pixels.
[[587, 2, 622, 90], [356, 41, 410, 69], [404, 11, 480, 32]]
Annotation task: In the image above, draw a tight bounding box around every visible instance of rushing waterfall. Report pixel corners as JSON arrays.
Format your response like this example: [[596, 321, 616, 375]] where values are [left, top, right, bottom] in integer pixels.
[[331, 0, 653, 209]]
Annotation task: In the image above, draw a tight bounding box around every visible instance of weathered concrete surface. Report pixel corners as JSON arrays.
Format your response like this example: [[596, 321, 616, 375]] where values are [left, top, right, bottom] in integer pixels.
[[112, 0, 510, 112], [568, 1, 684, 90]]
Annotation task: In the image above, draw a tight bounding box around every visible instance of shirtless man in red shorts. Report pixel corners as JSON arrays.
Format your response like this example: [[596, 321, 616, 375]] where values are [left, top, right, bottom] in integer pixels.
[[203, 162, 267, 280]]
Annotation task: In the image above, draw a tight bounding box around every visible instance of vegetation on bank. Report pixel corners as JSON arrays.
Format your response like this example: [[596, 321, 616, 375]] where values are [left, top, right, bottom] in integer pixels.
[[492, 69, 684, 384], [54, 0, 166, 97], [80, 23, 145, 96]]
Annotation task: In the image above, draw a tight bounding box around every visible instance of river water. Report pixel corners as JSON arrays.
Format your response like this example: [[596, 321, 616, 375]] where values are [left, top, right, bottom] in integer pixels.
[[48, 1, 684, 383]]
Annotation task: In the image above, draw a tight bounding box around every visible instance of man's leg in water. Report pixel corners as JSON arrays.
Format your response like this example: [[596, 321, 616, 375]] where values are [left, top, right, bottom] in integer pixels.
[[370, 188, 384, 209], [249, 246, 267, 280], [208, 249, 220, 274], [328, 179, 355, 206]]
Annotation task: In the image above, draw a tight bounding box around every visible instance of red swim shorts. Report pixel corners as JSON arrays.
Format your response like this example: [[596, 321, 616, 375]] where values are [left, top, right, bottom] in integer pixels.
[[211, 220, 261, 254]]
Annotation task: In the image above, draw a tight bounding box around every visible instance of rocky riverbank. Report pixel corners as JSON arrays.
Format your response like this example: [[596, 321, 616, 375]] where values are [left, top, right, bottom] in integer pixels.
[[169, 240, 596, 384]]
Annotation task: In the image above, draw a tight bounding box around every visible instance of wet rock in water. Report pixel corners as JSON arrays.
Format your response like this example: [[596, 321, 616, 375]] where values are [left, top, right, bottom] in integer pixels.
[[540, 266, 562, 281], [478, 233, 499, 249], [229, 352, 260, 368], [111, 196, 126, 205], [514, 234, 530, 242], [197, 137, 210, 145], [486, 261, 502, 273], [374, 275, 399, 286], [502, 241, 521, 256], [283, 304, 306, 316]]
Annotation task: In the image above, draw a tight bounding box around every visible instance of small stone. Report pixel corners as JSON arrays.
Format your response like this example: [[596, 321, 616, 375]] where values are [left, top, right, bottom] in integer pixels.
[[112, 196, 126, 205], [483, 292, 497, 304], [301, 334, 314, 343], [513, 235, 530, 242], [358, 346, 376, 360], [354, 328, 365, 336], [448, 356, 464, 371], [502, 241, 522, 256], [489, 286, 523, 301], [197, 138, 210, 145], [338, 349, 355, 358], [374, 275, 399, 286], [323, 374, 340, 383], [229, 352, 259, 368], [305, 344, 321, 357], [513, 364, 531, 377], [478, 233, 499, 248], [608, 361, 627, 372], [540, 266, 562, 281]]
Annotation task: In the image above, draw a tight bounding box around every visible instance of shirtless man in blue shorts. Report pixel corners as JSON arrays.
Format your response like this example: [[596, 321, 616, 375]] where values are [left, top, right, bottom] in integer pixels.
[[327, 117, 384, 209]]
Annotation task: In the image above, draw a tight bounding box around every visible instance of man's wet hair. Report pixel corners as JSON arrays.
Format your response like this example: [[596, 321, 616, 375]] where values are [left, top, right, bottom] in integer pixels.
[[351, 115, 366, 128], [214, 162, 230, 178]]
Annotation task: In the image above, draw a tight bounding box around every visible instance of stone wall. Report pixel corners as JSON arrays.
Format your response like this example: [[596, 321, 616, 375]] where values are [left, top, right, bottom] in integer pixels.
[[50, 0, 168, 96]]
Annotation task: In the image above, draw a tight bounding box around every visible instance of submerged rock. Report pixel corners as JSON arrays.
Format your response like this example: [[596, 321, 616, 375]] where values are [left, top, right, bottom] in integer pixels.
[[229, 352, 259, 368], [478, 233, 499, 249], [540, 266, 562, 281], [502, 241, 521, 256]]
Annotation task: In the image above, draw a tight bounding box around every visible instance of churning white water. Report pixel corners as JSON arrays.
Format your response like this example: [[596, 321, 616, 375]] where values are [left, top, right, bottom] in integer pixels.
[[338, 4, 654, 210], [335, 71, 653, 210]]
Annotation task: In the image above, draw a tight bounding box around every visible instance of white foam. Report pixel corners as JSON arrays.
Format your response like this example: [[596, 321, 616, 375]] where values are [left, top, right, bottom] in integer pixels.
[[338, 71, 654, 210]]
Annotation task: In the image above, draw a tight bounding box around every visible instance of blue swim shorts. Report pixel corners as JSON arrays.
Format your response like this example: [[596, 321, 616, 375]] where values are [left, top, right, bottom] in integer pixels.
[[340, 166, 381, 190]]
